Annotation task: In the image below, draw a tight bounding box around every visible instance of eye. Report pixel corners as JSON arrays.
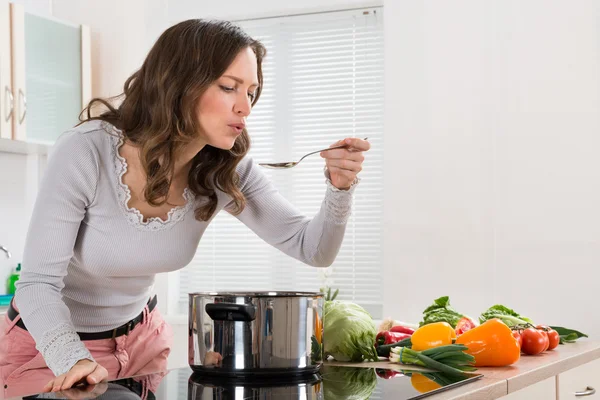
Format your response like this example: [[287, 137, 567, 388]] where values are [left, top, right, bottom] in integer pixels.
[[220, 85, 235, 92], [248, 92, 256, 101]]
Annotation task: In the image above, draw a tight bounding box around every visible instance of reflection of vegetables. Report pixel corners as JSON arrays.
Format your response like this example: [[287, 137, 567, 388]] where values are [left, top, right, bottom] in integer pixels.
[[311, 335, 323, 362], [390, 344, 476, 378], [315, 312, 323, 344], [411, 322, 455, 351], [375, 368, 399, 379], [420, 296, 468, 328], [323, 300, 378, 362], [321, 365, 377, 400], [411, 373, 442, 393], [376, 331, 411, 346], [456, 319, 520, 366], [479, 305, 533, 327], [405, 370, 473, 392], [376, 337, 412, 358]]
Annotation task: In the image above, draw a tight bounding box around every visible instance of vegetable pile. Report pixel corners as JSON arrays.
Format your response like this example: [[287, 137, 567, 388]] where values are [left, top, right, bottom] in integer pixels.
[[373, 295, 588, 372], [320, 289, 589, 384]]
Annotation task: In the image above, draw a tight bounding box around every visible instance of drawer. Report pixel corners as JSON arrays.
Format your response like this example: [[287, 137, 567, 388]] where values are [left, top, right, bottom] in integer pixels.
[[558, 358, 600, 399], [503, 377, 556, 400]]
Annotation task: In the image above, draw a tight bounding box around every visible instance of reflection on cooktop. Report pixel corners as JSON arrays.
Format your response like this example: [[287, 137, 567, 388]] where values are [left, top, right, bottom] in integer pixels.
[[21, 365, 483, 400]]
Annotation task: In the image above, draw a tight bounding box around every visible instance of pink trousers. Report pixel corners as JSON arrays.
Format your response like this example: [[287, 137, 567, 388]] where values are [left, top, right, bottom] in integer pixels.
[[0, 301, 173, 399]]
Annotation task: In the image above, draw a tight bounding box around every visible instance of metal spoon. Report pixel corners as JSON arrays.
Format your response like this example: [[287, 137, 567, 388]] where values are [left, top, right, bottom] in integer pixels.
[[259, 137, 369, 169]]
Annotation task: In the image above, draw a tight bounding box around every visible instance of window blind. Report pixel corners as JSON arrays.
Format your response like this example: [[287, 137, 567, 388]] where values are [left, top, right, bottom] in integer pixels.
[[178, 8, 384, 319]]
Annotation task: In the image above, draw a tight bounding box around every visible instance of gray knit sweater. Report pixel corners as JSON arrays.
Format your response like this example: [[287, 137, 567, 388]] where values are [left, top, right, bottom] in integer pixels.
[[14, 120, 357, 376]]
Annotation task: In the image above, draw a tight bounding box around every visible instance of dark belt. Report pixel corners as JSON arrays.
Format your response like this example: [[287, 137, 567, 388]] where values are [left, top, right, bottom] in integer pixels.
[[8, 295, 158, 341]]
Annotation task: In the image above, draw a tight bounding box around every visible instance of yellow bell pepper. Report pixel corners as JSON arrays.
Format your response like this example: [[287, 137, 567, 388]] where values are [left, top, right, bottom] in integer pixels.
[[455, 318, 520, 367], [411, 322, 455, 351]]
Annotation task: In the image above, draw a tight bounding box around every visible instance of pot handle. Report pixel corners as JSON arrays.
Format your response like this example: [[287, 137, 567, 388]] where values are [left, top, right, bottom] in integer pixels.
[[205, 303, 257, 322]]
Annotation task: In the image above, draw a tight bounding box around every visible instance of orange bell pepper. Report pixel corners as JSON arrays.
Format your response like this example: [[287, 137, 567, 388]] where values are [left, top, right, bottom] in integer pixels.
[[455, 318, 520, 367], [411, 322, 455, 351]]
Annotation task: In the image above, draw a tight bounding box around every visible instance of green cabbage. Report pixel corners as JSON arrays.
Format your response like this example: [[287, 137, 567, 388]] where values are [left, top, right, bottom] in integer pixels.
[[321, 365, 377, 400], [323, 300, 378, 362]]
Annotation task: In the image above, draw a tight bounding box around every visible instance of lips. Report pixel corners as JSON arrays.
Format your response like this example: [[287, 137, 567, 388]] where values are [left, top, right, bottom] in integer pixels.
[[228, 123, 245, 134]]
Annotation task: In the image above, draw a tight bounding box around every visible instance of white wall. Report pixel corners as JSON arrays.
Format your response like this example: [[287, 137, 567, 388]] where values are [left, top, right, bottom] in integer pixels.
[[0, 154, 43, 291], [168, 0, 381, 22], [383, 0, 600, 337]]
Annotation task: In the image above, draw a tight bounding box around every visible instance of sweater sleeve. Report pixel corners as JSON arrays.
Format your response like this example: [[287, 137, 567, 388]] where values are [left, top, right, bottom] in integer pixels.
[[224, 157, 359, 268], [14, 130, 100, 376]]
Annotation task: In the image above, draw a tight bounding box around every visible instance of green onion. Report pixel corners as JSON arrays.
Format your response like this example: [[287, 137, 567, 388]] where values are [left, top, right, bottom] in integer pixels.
[[390, 344, 475, 378]]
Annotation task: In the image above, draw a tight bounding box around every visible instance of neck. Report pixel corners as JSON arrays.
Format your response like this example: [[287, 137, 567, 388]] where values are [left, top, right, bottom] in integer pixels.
[[172, 139, 206, 178]]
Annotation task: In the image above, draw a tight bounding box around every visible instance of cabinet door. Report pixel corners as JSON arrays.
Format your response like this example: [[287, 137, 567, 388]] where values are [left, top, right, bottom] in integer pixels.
[[10, 4, 85, 145], [0, 3, 12, 140], [558, 358, 600, 399], [23, 11, 83, 144], [9, 3, 25, 141]]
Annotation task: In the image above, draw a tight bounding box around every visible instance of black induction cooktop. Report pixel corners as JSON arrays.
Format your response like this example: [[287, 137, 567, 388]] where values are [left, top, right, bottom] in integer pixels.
[[18, 364, 483, 400]]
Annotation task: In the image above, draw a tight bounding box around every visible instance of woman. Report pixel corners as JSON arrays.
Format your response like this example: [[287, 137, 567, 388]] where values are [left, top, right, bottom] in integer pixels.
[[0, 19, 369, 396]]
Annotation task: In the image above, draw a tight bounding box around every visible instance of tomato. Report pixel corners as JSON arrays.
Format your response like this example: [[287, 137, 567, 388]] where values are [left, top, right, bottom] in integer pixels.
[[545, 328, 560, 350], [537, 329, 550, 352], [535, 325, 560, 350], [521, 328, 546, 355], [512, 331, 522, 348]]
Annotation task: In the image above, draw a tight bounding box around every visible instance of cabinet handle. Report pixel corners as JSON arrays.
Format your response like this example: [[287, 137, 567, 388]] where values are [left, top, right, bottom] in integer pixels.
[[4, 86, 12, 123], [575, 386, 596, 396], [18, 89, 26, 124]]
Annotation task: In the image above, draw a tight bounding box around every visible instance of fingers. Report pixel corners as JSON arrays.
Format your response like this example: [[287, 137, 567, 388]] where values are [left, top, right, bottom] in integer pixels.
[[326, 159, 362, 173], [328, 167, 357, 187], [343, 137, 370, 151], [320, 148, 365, 162], [43, 378, 55, 393], [52, 375, 67, 392], [86, 364, 108, 385], [60, 365, 92, 391]]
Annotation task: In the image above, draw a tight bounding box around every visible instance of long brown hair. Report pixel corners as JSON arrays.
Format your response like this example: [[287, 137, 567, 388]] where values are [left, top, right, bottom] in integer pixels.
[[80, 19, 266, 221]]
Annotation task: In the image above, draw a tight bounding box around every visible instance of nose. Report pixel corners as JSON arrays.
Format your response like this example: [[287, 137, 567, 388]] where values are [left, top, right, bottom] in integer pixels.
[[233, 94, 251, 117]]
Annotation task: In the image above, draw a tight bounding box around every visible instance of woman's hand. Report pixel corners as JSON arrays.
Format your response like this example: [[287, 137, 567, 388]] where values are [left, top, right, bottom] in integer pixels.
[[320, 138, 371, 190], [43, 359, 108, 392]]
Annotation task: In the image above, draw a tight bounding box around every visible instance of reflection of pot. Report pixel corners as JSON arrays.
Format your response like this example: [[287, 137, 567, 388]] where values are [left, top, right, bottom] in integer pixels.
[[189, 291, 324, 377], [187, 372, 323, 400]]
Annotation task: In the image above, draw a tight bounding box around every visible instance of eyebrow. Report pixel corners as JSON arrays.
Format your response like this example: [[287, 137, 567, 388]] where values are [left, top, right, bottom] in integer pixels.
[[222, 74, 259, 88]]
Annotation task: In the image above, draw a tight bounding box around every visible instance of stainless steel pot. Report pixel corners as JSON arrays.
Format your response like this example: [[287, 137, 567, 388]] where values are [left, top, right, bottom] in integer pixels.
[[188, 291, 324, 377]]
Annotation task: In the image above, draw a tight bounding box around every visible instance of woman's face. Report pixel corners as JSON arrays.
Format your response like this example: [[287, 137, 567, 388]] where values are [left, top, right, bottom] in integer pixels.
[[196, 47, 259, 150]]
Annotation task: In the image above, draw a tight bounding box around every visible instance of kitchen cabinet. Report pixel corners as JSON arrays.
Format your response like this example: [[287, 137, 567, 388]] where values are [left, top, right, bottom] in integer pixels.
[[557, 358, 600, 399], [501, 377, 556, 400], [0, 2, 91, 151], [0, 3, 12, 140]]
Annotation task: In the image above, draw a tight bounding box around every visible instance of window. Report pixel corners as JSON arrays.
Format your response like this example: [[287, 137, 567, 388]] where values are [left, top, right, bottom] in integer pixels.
[[177, 8, 384, 318]]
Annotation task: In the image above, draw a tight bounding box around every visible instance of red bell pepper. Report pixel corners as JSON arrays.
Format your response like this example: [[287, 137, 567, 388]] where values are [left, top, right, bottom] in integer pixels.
[[376, 331, 411, 346], [390, 325, 415, 335], [455, 317, 477, 335]]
